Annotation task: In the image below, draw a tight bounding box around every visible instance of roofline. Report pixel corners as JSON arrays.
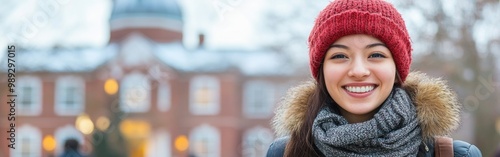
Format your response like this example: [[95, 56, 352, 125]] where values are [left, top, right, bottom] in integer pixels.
[[110, 16, 183, 32]]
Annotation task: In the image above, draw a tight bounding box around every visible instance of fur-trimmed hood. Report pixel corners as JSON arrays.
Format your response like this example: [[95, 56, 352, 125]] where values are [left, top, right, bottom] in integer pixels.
[[272, 72, 461, 140]]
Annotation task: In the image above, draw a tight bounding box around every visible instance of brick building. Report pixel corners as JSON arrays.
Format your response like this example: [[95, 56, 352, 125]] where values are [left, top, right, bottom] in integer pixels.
[[0, 0, 307, 157]]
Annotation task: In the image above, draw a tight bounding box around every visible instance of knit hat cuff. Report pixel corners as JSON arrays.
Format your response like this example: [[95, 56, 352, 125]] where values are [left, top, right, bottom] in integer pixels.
[[309, 9, 412, 82]]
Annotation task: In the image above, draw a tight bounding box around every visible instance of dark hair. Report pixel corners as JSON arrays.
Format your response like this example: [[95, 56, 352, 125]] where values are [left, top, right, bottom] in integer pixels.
[[284, 65, 334, 156], [283, 64, 401, 156], [64, 138, 79, 151]]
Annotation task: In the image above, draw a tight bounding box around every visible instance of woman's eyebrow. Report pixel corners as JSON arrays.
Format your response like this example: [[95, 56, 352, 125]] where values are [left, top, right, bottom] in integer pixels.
[[329, 44, 349, 49], [366, 43, 387, 49]]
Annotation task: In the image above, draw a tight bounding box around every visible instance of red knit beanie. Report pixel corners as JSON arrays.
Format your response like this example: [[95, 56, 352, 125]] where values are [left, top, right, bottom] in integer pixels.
[[309, 0, 412, 82]]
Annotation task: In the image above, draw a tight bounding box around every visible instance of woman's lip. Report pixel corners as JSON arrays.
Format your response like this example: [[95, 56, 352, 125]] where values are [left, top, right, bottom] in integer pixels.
[[343, 86, 377, 98], [342, 83, 378, 87]]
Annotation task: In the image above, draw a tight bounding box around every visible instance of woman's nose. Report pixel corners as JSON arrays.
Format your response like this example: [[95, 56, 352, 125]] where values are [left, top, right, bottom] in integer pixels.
[[347, 59, 370, 78]]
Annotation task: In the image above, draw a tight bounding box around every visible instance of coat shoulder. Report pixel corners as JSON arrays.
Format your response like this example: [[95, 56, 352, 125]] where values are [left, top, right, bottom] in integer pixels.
[[422, 139, 482, 157], [453, 140, 482, 157], [266, 137, 289, 157], [266, 137, 481, 157]]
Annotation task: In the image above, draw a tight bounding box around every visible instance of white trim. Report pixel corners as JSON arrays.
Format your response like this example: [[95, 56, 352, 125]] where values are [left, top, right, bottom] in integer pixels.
[[189, 76, 220, 115], [157, 82, 171, 112], [120, 72, 151, 113], [54, 125, 85, 155], [121, 33, 153, 67], [242, 127, 274, 157], [17, 76, 42, 116], [55, 76, 85, 116], [11, 125, 42, 157], [243, 81, 275, 118], [110, 17, 183, 32], [189, 124, 220, 157]]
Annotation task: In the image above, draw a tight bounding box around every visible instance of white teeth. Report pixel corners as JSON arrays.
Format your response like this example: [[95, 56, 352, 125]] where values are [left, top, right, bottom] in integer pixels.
[[345, 86, 374, 93]]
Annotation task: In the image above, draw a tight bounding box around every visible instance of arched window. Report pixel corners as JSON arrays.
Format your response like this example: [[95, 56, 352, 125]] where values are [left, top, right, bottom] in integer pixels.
[[189, 76, 220, 115], [55, 76, 85, 116], [54, 125, 85, 155], [120, 72, 151, 112], [17, 76, 42, 116], [189, 124, 220, 157], [11, 125, 42, 157], [242, 127, 273, 157], [243, 80, 275, 118], [157, 82, 171, 112]]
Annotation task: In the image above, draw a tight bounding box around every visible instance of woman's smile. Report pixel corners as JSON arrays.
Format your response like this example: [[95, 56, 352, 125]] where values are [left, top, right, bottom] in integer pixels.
[[342, 83, 378, 98]]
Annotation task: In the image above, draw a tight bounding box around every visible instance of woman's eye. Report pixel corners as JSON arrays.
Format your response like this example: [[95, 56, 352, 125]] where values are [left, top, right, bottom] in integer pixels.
[[331, 54, 348, 59], [369, 53, 386, 58]]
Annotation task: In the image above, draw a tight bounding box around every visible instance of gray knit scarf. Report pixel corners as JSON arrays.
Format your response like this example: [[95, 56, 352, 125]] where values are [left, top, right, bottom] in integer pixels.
[[312, 88, 422, 157]]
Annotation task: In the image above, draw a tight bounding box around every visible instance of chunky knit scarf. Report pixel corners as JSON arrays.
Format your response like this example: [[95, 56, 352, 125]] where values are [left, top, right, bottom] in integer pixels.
[[312, 88, 422, 157]]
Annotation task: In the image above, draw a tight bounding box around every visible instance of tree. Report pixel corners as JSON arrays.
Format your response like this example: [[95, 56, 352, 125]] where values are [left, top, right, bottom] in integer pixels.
[[392, 0, 500, 156], [92, 98, 128, 157], [258, 0, 329, 70]]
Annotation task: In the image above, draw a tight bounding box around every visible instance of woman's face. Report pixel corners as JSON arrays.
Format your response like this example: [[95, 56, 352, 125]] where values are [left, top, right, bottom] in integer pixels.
[[323, 34, 396, 123]]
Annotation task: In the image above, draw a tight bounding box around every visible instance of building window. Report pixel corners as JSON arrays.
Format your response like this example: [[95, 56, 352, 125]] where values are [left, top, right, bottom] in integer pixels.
[[120, 72, 151, 112], [54, 125, 85, 155], [147, 130, 171, 157], [242, 127, 273, 157], [11, 125, 41, 157], [55, 76, 85, 116], [243, 81, 275, 118], [189, 124, 220, 157], [189, 76, 220, 115], [157, 82, 171, 112], [17, 76, 42, 116]]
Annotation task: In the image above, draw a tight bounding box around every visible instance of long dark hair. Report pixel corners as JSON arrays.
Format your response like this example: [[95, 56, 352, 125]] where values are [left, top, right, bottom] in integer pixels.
[[284, 65, 334, 157], [283, 65, 402, 156]]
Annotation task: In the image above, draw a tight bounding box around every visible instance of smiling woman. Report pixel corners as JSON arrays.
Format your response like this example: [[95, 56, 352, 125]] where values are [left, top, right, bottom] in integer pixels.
[[266, 0, 482, 157], [323, 34, 396, 124]]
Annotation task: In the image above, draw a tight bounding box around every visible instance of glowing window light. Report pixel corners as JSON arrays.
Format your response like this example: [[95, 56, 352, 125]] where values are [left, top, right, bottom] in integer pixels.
[[119, 119, 151, 139], [42, 135, 57, 152], [76, 114, 94, 135], [96, 116, 110, 131], [175, 135, 189, 152], [104, 79, 119, 95]]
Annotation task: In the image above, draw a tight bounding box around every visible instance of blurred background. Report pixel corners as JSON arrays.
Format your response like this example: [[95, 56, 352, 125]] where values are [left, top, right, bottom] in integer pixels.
[[0, 0, 499, 157]]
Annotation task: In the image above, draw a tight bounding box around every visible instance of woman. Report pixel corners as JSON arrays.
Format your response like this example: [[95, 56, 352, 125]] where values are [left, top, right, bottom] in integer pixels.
[[59, 139, 85, 157], [266, 0, 482, 156]]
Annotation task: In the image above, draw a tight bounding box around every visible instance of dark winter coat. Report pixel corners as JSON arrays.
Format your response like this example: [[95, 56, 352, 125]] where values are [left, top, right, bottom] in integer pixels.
[[267, 72, 482, 157]]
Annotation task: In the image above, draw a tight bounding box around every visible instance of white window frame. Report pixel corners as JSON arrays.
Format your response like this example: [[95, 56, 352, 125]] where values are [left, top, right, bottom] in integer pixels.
[[17, 76, 42, 116], [120, 72, 151, 113], [242, 127, 274, 157], [189, 124, 220, 157], [147, 129, 171, 157], [189, 76, 220, 115], [243, 81, 275, 118], [11, 125, 42, 157], [55, 76, 85, 116], [157, 82, 171, 112], [54, 125, 85, 155]]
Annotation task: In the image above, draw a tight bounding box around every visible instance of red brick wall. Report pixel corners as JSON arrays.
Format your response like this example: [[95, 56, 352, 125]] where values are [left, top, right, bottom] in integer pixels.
[[110, 28, 182, 43]]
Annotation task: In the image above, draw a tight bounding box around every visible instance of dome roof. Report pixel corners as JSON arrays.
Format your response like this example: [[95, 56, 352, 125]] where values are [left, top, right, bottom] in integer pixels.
[[110, 0, 182, 21]]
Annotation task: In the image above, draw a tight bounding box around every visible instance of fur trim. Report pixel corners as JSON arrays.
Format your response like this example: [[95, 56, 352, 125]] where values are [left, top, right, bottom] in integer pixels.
[[402, 72, 461, 140], [272, 80, 315, 137], [272, 71, 461, 140]]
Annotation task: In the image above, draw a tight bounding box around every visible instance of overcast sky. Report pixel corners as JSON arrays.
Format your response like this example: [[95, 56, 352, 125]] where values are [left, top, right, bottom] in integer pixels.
[[0, 0, 110, 48], [0, 0, 277, 50], [0, 0, 497, 62]]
